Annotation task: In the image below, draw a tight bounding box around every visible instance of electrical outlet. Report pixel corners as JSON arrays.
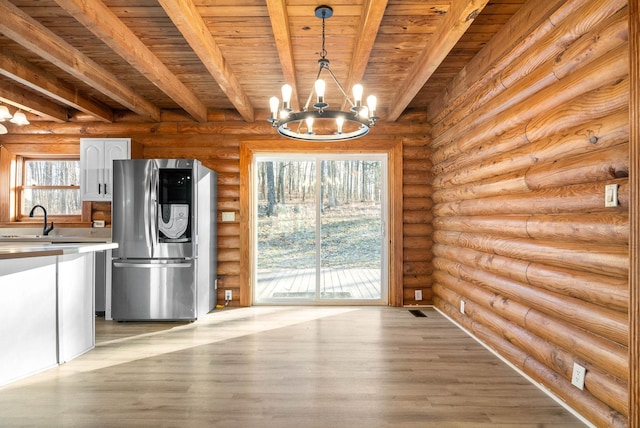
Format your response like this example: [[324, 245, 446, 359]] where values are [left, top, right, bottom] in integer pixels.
[[460, 300, 465, 314], [225, 290, 232, 301], [571, 363, 586, 390], [415, 290, 422, 301]]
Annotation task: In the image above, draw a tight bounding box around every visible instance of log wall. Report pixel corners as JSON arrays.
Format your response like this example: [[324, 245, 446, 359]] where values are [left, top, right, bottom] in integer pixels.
[[0, 114, 431, 307], [428, 0, 630, 426]]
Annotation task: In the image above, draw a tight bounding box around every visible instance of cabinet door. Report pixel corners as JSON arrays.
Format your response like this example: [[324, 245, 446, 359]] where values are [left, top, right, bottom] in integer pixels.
[[80, 140, 105, 201], [103, 139, 130, 200], [80, 138, 130, 201]]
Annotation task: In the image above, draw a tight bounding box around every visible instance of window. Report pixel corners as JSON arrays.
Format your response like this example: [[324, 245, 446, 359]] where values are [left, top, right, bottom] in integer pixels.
[[17, 157, 81, 217]]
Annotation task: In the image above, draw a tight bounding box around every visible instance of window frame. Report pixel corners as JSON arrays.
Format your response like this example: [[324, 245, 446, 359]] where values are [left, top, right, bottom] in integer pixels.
[[14, 155, 82, 223]]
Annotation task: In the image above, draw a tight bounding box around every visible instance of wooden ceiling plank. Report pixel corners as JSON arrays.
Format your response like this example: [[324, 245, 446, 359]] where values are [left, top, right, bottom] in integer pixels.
[[342, 0, 388, 111], [0, 47, 114, 123], [158, 0, 254, 123], [266, 0, 301, 111], [0, 0, 160, 122], [386, 0, 491, 121], [0, 81, 68, 123], [53, 0, 207, 122]]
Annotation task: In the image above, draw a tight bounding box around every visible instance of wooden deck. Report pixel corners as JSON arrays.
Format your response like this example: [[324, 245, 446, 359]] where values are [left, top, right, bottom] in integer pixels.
[[256, 268, 382, 301]]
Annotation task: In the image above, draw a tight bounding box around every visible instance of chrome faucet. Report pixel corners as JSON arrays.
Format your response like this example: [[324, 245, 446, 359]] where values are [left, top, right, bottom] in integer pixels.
[[28, 204, 54, 236]]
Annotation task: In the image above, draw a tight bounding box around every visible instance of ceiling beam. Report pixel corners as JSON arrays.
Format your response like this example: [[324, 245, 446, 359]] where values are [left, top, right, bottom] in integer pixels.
[[53, 0, 208, 123], [386, 0, 491, 121], [0, 48, 114, 123], [0, 81, 69, 122], [158, 0, 254, 123], [266, 0, 301, 111], [342, 0, 388, 111], [0, 0, 160, 122]]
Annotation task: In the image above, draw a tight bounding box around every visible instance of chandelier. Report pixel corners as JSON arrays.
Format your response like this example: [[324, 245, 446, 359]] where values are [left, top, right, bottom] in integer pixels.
[[268, 5, 378, 141]]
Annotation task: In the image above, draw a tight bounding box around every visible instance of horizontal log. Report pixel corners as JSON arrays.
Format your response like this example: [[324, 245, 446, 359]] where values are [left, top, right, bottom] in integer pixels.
[[402, 170, 431, 185], [433, 179, 629, 216], [403, 159, 432, 172], [433, 212, 629, 245], [217, 222, 240, 236], [402, 261, 433, 276], [402, 146, 431, 159], [403, 249, 433, 263], [403, 210, 433, 224], [434, 172, 529, 201], [402, 184, 433, 198], [402, 275, 433, 288], [434, 270, 628, 381], [432, 45, 628, 153], [433, 229, 628, 278], [432, 76, 629, 166], [433, 110, 629, 185], [403, 236, 433, 250], [403, 223, 434, 237], [217, 248, 240, 263], [435, 7, 628, 139], [429, 0, 572, 125], [434, 296, 627, 428], [218, 235, 240, 249], [435, 282, 628, 416], [552, 7, 629, 80], [433, 257, 628, 345], [217, 261, 240, 276], [402, 197, 433, 211], [433, 243, 628, 312], [524, 143, 628, 189]]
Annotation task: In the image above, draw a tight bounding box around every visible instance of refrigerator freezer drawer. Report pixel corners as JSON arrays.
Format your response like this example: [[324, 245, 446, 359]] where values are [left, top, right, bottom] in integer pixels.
[[112, 260, 196, 321]]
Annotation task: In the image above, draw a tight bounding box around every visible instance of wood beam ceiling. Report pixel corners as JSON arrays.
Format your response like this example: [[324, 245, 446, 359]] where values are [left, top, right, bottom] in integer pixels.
[[0, 0, 160, 122], [158, 0, 254, 123], [387, 0, 491, 121], [342, 0, 388, 112], [266, 0, 301, 111], [0, 47, 113, 123], [0, 81, 68, 123], [53, 0, 208, 122]]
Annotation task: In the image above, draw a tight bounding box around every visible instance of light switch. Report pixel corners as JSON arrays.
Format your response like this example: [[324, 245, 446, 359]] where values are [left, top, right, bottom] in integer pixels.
[[221, 212, 235, 222], [605, 184, 618, 207]]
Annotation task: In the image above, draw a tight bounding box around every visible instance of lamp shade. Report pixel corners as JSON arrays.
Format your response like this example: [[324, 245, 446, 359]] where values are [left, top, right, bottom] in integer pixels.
[[0, 105, 12, 121], [9, 111, 29, 125], [0, 124, 7, 134]]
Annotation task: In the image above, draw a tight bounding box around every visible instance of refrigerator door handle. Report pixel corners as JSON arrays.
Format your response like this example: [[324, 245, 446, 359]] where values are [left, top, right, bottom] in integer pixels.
[[113, 261, 192, 269], [150, 164, 159, 256]]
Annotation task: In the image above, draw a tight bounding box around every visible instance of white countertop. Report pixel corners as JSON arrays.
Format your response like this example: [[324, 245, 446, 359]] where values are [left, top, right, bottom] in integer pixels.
[[0, 242, 118, 260]]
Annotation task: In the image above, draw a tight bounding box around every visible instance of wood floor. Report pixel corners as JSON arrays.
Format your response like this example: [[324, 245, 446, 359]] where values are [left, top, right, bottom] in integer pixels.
[[0, 307, 585, 427], [257, 268, 381, 301]]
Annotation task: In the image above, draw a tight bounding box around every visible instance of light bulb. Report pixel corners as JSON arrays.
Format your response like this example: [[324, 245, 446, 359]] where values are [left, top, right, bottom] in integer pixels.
[[0, 124, 7, 134], [367, 95, 377, 116], [315, 80, 325, 99], [352, 84, 363, 107], [0, 105, 11, 121], [359, 106, 369, 119], [10, 111, 29, 125], [269, 96, 280, 120], [281, 84, 292, 110], [305, 116, 314, 134], [336, 116, 344, 134]]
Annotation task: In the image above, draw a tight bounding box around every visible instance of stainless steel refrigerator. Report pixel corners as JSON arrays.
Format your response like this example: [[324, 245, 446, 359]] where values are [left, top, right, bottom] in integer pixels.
[[111, 159, 217, 321]]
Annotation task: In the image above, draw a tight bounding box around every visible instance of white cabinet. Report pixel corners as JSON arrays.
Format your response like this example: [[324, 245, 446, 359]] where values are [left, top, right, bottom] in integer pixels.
[[80, 138, 130, 201]]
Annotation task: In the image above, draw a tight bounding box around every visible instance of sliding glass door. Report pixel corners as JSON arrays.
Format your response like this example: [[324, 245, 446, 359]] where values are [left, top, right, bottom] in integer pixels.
[[254, 154, 388, 304]]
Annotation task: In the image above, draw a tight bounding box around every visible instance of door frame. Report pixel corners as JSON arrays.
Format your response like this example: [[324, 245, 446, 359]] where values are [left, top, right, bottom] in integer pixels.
[[240, 136, 403, 307], [252, 153, 389, 305]]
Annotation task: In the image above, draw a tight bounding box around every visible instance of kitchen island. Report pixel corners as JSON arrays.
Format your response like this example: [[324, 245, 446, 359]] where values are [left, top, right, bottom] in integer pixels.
[[0, 241, 117, 387]]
